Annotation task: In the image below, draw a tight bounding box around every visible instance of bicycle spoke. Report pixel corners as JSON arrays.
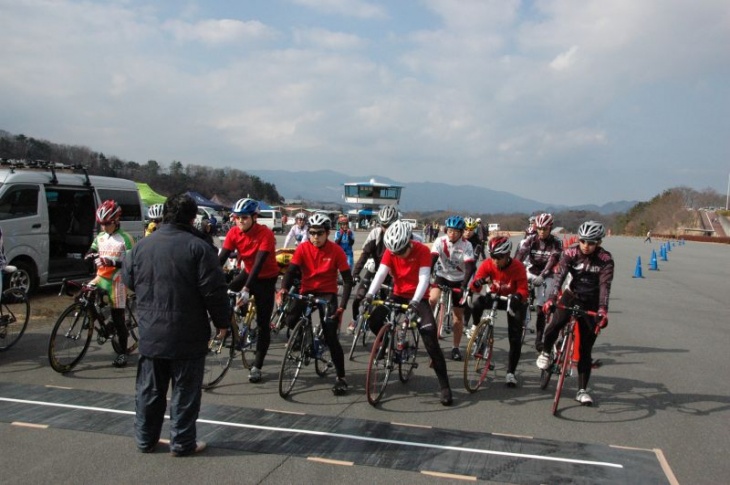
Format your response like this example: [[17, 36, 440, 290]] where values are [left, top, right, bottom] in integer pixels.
[[0, 288, 30, 351], [48, 303, 93, 373], [366, 325, 393, 406], [279, 321, 306, 398], [203, 321, 236, 390]]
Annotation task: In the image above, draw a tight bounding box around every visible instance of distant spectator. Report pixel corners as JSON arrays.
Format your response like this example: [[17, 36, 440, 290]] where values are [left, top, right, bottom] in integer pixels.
[[644, 231, 652, 243]]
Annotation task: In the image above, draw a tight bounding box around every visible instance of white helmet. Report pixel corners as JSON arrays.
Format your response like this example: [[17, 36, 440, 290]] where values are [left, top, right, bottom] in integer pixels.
[[295, 212, 307, 221], [378, 205, 399, 226], [578, 220, 606, 241], [384, 220, 412, 253], [147, 203, 164, 220], [308, 213, 331, 230]]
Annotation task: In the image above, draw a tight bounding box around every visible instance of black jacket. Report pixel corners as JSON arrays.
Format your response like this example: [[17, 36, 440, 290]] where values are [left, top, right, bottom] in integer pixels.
[[122, 223, 230, 359]]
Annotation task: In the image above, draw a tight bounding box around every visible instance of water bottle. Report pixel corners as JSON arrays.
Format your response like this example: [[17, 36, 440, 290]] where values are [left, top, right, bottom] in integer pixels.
[[396, 327, 406, 351]]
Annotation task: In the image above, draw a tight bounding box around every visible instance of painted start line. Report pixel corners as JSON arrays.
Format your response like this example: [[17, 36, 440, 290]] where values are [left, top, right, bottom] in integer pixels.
[[0, 382, 674, 484]]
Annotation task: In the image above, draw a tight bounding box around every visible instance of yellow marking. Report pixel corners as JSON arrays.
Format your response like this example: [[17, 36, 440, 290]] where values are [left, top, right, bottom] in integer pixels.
[[12, 422, 48, 429], [265, 408, 306, 415], [391, 421, 432, 429], [158, 439, 170, 444], [493, 432, 533, 439], [421, 470, 477, 481], [45, 385, 73, 390], [307, 457, 354, 466], [610, 445, 679, 485]]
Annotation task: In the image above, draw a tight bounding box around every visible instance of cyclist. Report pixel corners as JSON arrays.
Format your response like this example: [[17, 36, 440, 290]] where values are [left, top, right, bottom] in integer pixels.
[[463, 217, 484, 263], [525, 216, 537, 237], [86, 200, 135, 368], [468, 236, 528, 387], [514, 213, 563, 351], [475, 218, 489, 249], [537, 221, 613, 406], [218, 198, 279, 383], [279, 213, 353, 395], [364, 220, 454, 406], [347, 204, 399, 332], [144, 203, 164, 237], [334, 214, 355, 270], [283, 212, 308, 248], [429, 215, 476, 361]]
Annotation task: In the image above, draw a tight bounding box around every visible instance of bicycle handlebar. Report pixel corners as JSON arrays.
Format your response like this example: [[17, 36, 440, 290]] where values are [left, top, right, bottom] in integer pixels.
[[555, 303, 599, 318]]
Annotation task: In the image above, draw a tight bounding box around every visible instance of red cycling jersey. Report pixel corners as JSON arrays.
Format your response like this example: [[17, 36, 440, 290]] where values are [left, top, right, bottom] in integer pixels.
[[470, 257, 529, 302], [222, 223, 279, 279], [380, 241, 431, 301], [291, 240, 349, 294]]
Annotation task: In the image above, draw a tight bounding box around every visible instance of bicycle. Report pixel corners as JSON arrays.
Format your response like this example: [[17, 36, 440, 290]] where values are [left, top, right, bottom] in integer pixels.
[[278, 292, 335, 398], [539, 303, 599, 416], [203, 291, 258, 389], [463, 291, 510, 393], [365, 299, 421, 406], [48, 280, 139, 373], [0, 266, 30, 351], [521, 280, 538, 344], [433, 284, 462, 339], [347, 283, 392, 361]]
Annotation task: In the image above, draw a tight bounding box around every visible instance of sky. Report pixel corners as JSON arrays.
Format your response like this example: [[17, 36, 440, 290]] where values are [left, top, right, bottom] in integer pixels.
[[1, 0, 729, 206]]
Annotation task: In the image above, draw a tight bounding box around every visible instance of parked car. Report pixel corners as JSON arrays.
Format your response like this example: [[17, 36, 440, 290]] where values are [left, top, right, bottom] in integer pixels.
[[0, 165, 144, 293], [258, 209, 283, 233]]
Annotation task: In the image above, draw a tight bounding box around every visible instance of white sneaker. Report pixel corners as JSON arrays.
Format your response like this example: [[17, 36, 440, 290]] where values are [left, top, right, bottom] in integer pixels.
[[464, 327, 473, 340], [248, 366, 262, 383], [536, 352, 550, 370], [505, 373, 517, 387], [575, 389, 593, 405]]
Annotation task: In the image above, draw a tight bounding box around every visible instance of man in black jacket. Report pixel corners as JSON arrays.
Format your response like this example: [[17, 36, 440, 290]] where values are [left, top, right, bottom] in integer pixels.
[[123, 193, 230, 456]]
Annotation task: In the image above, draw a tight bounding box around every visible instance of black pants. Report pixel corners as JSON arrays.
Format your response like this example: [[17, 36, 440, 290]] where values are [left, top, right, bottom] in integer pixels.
[[543, 292, 599, 389], [367, 297, 450, 391], [229, 273, 277, 369], [135, 355, 205, 454], [284, 293, 346, 380], [471, 295, 526, 374]]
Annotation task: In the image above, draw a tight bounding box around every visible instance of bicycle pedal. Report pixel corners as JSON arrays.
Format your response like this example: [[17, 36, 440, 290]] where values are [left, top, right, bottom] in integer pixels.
[[488, 363, 495, 371]]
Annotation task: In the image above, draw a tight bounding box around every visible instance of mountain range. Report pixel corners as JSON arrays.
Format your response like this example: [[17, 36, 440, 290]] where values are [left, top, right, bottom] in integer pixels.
[[249, 169, 638, 215]]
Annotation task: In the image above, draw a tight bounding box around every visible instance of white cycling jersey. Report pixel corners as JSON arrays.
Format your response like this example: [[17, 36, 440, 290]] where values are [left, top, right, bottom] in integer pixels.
[[431, 235, 475, 282], [283, 224, 309, 248]]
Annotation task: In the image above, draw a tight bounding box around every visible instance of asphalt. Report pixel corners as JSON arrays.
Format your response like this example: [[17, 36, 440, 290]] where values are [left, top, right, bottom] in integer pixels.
[[1, 234, 728, 484]]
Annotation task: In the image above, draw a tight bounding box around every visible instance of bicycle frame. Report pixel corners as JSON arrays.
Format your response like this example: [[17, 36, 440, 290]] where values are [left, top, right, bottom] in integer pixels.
[[365, 299, 420, 406], [434, 284, 460, 339], [463, 292, 508, 392]]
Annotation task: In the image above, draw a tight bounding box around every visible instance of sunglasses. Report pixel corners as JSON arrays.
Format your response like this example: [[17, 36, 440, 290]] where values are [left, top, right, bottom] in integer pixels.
[[579, 239, 598, 246], [308, 230, 326, 237], [490, 253, 508, 260], [392, 244, 410, 256]]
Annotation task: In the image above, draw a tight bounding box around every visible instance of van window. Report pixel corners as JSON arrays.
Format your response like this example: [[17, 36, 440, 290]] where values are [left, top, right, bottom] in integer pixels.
[[0, 185, 39, 220], [97, 189, 142, 221]]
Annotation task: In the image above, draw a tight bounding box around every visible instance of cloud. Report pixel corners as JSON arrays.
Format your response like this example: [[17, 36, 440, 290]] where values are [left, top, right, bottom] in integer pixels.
[[549, 45, 579, 71], [289, 0, 387, 19], [163, 18, 277, 45], [292, 28, 367, 50]]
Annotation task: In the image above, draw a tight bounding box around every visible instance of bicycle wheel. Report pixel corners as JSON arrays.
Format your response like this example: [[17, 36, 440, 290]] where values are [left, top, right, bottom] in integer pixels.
[[111, 297, 140, 355], [552, 330, 574, 416], [279, 320, 306, 398], [348, 313, 368, 361], [437, 299, 449, 339], [0, 288, 30, 351], [203, 319, 237, 390], [48, 302, 94, 373], [239, 308, 258, 370], [366, 324, 393, 406], [539, 338, 560, 390], [463, 320, 494, 393], [398, 323, 420, 383], [314, 331, 334, 377]]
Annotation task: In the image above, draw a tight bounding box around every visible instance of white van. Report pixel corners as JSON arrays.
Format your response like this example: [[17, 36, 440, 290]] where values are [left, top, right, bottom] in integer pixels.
[[0, 165, 145, 292], [258, 209, 283, 233]]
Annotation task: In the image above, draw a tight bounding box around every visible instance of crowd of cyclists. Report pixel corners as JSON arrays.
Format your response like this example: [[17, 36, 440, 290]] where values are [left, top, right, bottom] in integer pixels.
[[80, 197, 614, 409]]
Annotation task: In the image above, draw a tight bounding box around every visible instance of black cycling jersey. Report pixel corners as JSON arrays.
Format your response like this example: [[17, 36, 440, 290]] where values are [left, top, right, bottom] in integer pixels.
[[514, 233, 562, 277]]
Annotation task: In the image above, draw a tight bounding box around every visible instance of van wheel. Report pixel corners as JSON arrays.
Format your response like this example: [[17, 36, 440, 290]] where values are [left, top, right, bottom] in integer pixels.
[[7, 260, 36, 294]]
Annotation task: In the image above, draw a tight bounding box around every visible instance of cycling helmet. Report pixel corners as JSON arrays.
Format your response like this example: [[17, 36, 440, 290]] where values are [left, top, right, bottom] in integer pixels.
[[535, 213, 554, 228], [488, 236, 512, 256], [232, 198, 260, 216], [528, 215, 536, 223], [578, 220, 605, 241], [526, 226, 536, 235], [338, 214, 348, 224], [96, 200, 121, 224], [464, 217, 478, 230], [377, 205, 399, 226], [295, 212, 307, 221], [308, 213, 331, 230], [275, 248, 295, 274], [476, 218, 482, 223], [384, 220, 412, 253], [445, 215, 466, 231], [147, 203, 164, 221]]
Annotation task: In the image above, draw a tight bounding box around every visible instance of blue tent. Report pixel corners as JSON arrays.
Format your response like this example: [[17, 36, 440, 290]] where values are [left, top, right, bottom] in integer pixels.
[[185, 191, 227, 211]]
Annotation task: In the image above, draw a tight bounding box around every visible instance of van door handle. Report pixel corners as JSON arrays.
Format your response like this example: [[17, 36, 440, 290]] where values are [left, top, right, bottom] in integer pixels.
[[32, 223, 41, 228]]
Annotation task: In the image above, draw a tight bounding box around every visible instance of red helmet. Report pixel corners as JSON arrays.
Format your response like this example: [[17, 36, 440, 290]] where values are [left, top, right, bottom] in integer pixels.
[[535, 213, 554, 228], [488, 236, 512, 256], [96, 200, 121, 224]]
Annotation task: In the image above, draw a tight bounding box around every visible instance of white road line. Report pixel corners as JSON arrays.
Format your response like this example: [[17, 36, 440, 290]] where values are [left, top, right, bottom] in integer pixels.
[[0, 396, 623, 469]]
